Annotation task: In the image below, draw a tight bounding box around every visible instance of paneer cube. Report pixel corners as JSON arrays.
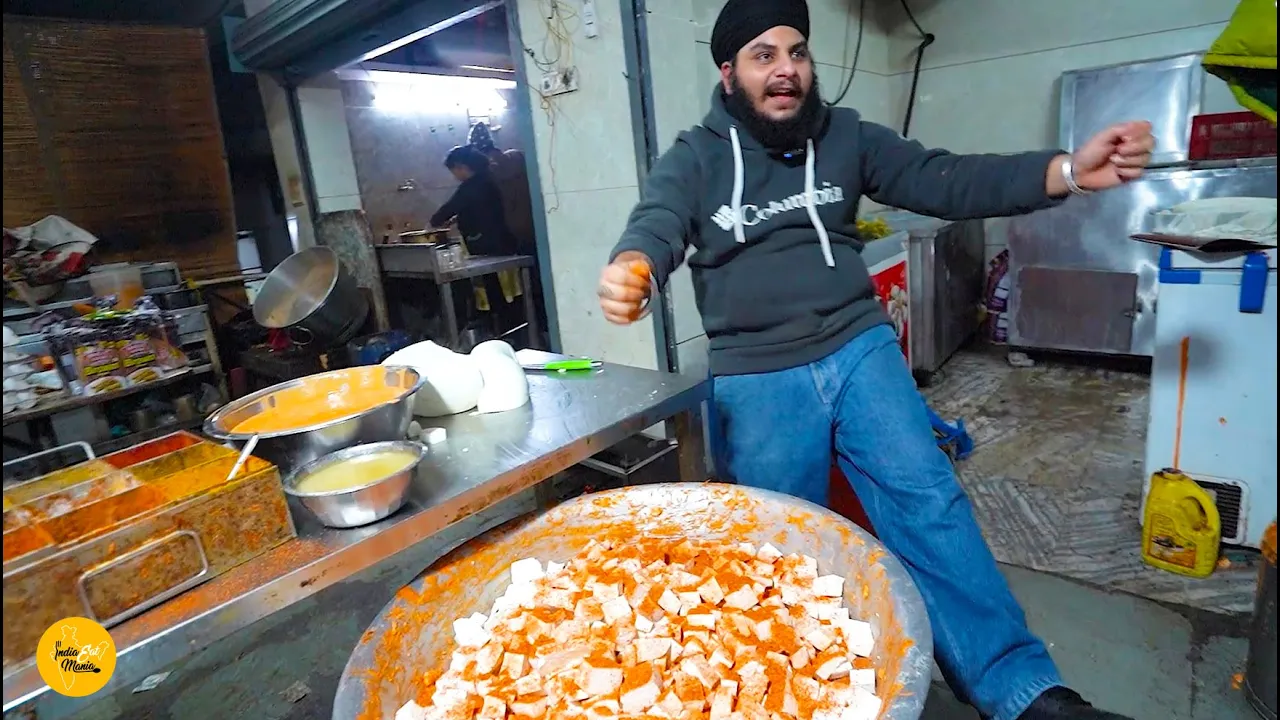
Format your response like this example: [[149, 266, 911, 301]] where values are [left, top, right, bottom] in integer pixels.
[[394, 700, 427, 720], [812, 574, 845, 598], [698, 578, 726, 606], [452, 616, 491, 648], [602, 595, 633, 624], [806, 628, 835, 652], [637, 637, 672, 663], [757, 543, 783, 562], [658, 589, 683, 616], [510, 558, 545, 585], [620, 666, 663, 713], [582, 665, 624, 697], [477, 695, 506, 720], [815, 656, 853, 681], [723, 586, 761, 611], [709, 679, 738, 720], [845, 620, 875, 657]]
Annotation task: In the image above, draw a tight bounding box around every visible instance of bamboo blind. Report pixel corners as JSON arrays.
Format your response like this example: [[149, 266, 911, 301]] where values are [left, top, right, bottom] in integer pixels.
[[2, 17, 240, 280]]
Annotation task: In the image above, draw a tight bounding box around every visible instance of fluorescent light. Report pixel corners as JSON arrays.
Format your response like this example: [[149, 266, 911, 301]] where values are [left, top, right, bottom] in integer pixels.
[[369, 71, 514, 115]]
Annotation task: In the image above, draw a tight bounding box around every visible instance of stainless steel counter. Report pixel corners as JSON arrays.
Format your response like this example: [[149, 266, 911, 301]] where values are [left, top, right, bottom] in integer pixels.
[[1, 353, 710, 718]]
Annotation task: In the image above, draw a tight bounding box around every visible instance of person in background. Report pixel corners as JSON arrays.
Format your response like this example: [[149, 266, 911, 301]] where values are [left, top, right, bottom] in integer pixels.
[[468, 122, 547, 345], [595, 0, 1154, 718], [467, 122, 535, 255], [432, 145, 520, 334], [432, 145, 517, 257]]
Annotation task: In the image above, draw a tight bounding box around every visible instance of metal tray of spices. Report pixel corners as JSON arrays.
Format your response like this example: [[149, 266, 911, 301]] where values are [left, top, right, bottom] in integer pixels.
[[1, 433, 296, 671]]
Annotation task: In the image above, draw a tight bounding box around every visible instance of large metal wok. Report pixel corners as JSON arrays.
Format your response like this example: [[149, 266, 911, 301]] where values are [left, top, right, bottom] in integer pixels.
[[334, 484, 933, 720]]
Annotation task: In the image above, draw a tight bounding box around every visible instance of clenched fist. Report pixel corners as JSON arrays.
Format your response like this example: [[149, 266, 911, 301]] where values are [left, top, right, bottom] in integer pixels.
[[597, 252, 653, 325]]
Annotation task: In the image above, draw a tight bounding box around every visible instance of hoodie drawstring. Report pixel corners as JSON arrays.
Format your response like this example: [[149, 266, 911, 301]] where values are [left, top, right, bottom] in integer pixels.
[[728, 126, 747, 246], [727, 127, 835, 267], [805, 138, 835, 267]]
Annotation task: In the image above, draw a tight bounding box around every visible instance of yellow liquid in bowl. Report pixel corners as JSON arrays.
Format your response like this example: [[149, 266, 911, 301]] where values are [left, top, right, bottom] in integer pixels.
[[294, 450, 418, 494]]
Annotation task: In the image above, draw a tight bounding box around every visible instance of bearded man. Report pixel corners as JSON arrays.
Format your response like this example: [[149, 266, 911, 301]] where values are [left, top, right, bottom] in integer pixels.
[[596, 0, 1154, 718]]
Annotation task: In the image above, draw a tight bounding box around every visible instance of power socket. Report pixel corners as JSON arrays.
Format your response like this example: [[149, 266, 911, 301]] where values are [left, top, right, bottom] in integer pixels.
[[539, 66, 579, 97]]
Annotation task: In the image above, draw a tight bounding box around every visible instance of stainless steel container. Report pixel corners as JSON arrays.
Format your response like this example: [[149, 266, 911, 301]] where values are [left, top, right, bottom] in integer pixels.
[[1247, 524, 1277, 720], [203, 366, 424, 474], [283, 441, 426, 528], [334, 484, 933, 720], [253, 246, 369, 346], [866, 211, 986, 382]]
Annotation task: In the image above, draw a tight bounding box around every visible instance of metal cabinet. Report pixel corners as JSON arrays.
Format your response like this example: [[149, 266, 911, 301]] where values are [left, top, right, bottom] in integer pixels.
[[1007, 158, 1277, 356]]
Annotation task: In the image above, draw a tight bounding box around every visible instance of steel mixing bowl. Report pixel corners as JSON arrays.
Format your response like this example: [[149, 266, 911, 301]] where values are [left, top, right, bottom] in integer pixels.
[[204, 365, 424, 474], [283, 441, 426, 528], [334, 483, 933, 720]]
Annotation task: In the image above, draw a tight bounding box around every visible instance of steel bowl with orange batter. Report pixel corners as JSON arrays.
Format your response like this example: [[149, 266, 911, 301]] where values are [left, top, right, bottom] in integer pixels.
[[205, 365, 425, 474]]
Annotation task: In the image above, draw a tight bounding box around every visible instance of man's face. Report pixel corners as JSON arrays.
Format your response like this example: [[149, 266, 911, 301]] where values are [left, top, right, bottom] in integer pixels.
[[720, 25, 812, 122]]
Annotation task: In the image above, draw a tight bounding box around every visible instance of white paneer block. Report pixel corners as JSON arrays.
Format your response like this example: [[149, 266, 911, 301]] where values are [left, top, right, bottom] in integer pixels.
[[637, 637, 672, 663], [697, 578, 725, 606], [723, 586, 761, 611], [679, 655, 717, 688], [501, 652, 529, 680], [812, 574, 845, 598], [686, 612, 716, 630], [845, 619, 875, 657], [789, 645, 811, 669], [591, 581, 623, 602], [658, 690, 684, 716], [709, 680, 738, 720], [635, 614, 655, 633], [510, 558, 545, 585], [757, 543, 783, 562], [850, 667, 876, 693], [815, 657, 852, 681], [582, 665, 623, 696], [474, 642, 504, 676], [843, 689, 882, 720], [620, 670, 662, 713], [602, 596, 633, 624], [477, 696, 505, 720], [547, 560, 566, 575], [514, 672, 543, 696], [658, 589, 683, 616], [453, 616, 491, 647], [806, 628, 835, 652], [511, 697, 548, 717], [736, 542, 757, 557], [394, 700, 427, 720]]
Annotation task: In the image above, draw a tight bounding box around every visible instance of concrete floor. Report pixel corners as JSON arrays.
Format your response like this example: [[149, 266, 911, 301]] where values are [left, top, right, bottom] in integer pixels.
[[62, 348, 1266, 720]]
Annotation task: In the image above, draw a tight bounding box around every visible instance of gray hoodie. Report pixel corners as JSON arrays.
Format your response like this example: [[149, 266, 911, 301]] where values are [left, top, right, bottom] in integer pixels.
[[611, 87, 1064, 376]]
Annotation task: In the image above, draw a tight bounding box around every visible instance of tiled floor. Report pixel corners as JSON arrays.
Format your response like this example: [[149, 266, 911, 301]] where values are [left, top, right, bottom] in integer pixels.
[[923, 347, 1261, 616]]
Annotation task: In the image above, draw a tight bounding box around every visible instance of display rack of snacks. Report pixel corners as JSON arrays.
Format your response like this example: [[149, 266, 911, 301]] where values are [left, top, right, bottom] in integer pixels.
[[1, 432, 295, 670]]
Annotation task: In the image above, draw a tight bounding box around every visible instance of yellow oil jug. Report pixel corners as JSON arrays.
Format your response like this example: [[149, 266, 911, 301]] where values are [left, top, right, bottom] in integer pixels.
[[1142, 468, 1222, 578]]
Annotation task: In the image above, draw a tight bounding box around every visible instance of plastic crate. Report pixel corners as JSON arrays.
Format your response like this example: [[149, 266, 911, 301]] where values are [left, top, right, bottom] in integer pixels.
[[1188, 111, 1277, 161]]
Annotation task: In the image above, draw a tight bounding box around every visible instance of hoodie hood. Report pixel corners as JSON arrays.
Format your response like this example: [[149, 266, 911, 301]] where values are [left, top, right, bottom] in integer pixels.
[[702, 85, 836, 266]]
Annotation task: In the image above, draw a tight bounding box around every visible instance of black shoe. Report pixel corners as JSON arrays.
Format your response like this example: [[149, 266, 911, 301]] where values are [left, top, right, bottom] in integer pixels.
[[1017, 687, 1134, 719]]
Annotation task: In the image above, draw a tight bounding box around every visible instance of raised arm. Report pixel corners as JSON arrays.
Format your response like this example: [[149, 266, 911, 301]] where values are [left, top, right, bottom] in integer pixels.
[[598, 138, 703, 325], [607, 138, 703, 289], [858, 120, 1154, 220]]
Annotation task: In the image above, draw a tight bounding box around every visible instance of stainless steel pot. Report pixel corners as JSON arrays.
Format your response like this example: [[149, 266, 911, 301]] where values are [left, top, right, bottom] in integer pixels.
[[283, 441, 426, 528], [253, 246, 369, 346], [203, 365, 424, 474]]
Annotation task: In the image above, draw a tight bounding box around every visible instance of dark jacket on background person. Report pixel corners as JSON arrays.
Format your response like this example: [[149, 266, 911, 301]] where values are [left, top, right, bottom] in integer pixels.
[[609, 86, 1065, 376], [431, 172, 517, 257]]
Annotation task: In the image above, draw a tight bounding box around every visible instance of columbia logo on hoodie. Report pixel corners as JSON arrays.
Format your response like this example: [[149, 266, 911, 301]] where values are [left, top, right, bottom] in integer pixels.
[[709, 182, 847, 231]]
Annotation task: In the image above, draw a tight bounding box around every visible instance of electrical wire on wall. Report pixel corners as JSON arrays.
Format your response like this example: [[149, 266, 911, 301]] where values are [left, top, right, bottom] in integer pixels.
[[828, 0, 866, 107], [522, 0, 579, 212], [898, 0, 934, 138]]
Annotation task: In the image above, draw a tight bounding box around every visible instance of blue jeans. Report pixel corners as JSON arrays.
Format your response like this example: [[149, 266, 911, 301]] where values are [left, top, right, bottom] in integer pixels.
[[710, 324, 1061, 720]]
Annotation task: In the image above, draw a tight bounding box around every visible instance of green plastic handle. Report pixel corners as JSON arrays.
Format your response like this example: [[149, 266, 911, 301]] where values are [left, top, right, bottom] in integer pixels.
[[540, 359, 599, 372]]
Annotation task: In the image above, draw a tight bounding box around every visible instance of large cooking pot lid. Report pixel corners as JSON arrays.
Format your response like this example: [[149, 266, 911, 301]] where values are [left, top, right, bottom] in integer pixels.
[[253, 246, 341, 329]]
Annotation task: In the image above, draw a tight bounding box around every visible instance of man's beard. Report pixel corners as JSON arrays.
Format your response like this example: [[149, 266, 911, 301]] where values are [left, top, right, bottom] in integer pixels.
[[724, 71, 823, 151]]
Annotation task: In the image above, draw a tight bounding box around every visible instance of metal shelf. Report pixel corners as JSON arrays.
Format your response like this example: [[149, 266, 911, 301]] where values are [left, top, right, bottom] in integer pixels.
[[2, 364, 213, 426]]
